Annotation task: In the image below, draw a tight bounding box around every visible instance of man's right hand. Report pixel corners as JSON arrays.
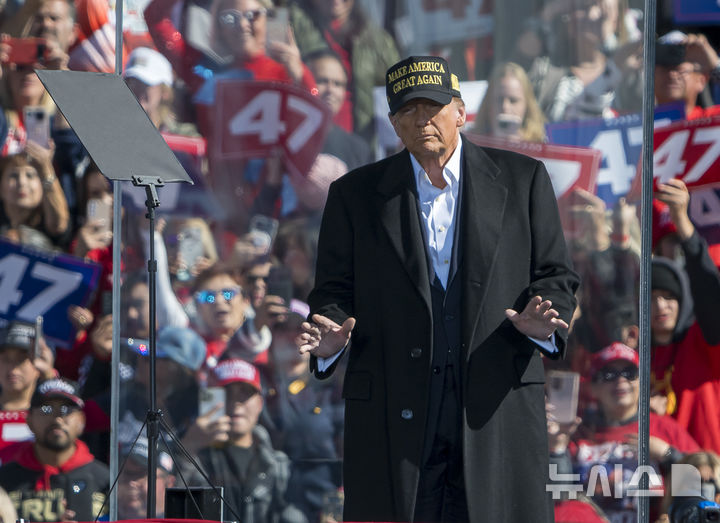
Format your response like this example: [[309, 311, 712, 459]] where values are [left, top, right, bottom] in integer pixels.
[[297, 314, 355, 359]]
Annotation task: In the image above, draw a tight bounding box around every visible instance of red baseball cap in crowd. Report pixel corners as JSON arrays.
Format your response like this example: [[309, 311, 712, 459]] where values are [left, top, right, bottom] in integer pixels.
[[652, 199, 677, 249], [213, 358, 262, 391], [590, 342, 639, 376]]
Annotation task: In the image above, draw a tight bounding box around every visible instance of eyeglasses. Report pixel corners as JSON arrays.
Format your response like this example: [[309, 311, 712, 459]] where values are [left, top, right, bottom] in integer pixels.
[[36, 404, 80, 417], [594, 366, 639, 383], [246, 274, 269, 284], [217, 8, 266, 27], [194, 287, 241, 305]]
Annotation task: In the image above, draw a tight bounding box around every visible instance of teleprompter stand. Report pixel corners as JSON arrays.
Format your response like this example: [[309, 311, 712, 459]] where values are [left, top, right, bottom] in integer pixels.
[[35, 70, 197, 519]]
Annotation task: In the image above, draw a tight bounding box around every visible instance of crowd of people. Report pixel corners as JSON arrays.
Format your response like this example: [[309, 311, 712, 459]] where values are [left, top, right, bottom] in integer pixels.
[[0, 0, 714, 521]]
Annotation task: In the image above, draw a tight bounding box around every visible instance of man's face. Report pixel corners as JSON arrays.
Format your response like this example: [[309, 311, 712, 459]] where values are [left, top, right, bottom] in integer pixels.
[[27, 399, 85, 452], [0, 346, 39, 394], [591, 360, 639, 418], [390, 98, 466, 165], [225, 382, 263, 439], [309, 56, 348, 117], [244, 262, 272, 309], [196, 274, 246, 338], [651, 289, 680, 339], [654, 63, 697, 105], [118, 460, 175, 518], [123, 281, 150, 338], [30, 0, 76, 52]]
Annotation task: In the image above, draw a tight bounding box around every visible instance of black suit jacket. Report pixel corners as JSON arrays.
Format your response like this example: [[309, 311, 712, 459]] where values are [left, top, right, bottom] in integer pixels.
[[307, 135, 579, 522]]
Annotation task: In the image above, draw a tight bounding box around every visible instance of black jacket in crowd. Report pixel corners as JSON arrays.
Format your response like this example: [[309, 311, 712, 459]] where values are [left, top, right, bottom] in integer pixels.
[[195, 427, 305, 523]]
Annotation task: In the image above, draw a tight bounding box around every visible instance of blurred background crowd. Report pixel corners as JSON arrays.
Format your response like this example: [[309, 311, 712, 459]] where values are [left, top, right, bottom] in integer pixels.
[[0, 0, 715, 521]]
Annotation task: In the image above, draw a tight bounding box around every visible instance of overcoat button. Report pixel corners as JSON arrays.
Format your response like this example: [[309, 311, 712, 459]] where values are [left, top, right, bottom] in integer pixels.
[[401, 409, 413, 420], [433, 366, 441, 374], [410, 348, 422, 358]]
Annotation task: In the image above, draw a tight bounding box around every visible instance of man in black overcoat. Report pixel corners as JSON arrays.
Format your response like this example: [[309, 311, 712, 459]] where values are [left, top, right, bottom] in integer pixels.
[[298, 55, 579, 522]]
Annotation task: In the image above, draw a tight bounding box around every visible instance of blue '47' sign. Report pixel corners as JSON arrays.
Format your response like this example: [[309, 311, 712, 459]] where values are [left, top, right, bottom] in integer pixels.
[[0, 239, 101, 348]]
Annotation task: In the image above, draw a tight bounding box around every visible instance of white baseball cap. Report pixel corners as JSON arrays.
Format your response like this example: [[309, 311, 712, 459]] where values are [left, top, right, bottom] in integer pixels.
[[124, 47, 173, 87]]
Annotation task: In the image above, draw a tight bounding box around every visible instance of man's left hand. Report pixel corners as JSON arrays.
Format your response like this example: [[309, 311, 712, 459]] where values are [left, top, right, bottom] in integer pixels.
[[505, 295, 568, 340]]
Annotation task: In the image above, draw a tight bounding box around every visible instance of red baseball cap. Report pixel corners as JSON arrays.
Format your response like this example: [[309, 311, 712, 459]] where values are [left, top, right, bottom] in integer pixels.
[[213, 359, 262, 391], [652, 199, 677, 249], [590, 342, 639, 376]]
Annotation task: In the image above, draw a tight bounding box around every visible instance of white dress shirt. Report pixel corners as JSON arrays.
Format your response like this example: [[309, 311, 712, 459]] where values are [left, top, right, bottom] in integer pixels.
[[410, 140, 462, 289]]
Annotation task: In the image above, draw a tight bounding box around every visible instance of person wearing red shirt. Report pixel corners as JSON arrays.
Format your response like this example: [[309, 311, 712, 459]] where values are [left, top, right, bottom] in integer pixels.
[[650, 179, 720, 454], [0, 321, 56, 463], [145, 0, 318, 231], [549, 343, 699, 522]]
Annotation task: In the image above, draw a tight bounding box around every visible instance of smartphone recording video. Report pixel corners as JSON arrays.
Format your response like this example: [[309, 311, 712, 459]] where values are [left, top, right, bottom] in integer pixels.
[[546, 370, 580, 424], [33, 316, 43, 360], [266, 266, 293, 306], [176, 226, 204, 281], [199, 387, 226, 422], [248, 214, 279, 252], [266, 7, 290, 47], [4, 37, 46, 65], [23, 106, 51, 148]]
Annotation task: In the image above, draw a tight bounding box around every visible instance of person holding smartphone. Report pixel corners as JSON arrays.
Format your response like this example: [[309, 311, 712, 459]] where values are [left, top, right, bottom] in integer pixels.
[[0, 0, 90, 223], [192, 358, 303, 523], [0, 144, 70, 247], [473, 62, 547, 143], [549, 343, 700, 522], [143, 0, 318, 231], [0, 321, 56, 462]]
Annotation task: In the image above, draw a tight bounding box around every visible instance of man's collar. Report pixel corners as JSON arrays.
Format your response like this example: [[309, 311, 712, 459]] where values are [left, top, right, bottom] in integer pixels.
[[409, 138, 463, 189]]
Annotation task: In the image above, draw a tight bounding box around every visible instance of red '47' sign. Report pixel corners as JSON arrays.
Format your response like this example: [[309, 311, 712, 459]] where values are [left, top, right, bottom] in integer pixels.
[[464, 133, 601, 201], [629, 115, 720, 197], [213, 80, 331, 176]]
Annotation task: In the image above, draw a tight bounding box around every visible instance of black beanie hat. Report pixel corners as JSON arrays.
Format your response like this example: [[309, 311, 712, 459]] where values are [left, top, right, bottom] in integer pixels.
[[651, 263, 682, 300]]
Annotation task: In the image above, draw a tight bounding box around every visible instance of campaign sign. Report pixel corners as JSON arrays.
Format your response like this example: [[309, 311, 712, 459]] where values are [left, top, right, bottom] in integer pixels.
[[674, 0, 720, 24], [213, 81, 331, 177], [627, 115, 720, 198], [690, 188, 720, 250], [464, 133, 601, 201], [546, 104, 685, 207], [0, 239, 101, 348]]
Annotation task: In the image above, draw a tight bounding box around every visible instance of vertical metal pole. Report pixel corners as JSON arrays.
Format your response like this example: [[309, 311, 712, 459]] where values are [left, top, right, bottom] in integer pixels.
[[638, 0, 657, 521], [109, 182, 121, 523], [146, 193, 159, 519], [109, 3, 124, 520]]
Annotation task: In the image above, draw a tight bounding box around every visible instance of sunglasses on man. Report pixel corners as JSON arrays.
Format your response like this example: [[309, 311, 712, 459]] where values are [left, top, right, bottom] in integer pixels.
[[35, 404, 81, 417], [593, 365, 639, 383]]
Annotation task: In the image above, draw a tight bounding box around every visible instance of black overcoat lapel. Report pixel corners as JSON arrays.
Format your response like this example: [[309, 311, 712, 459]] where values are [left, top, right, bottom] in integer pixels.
[[375, 150, 432, 315], [460, 137, 508, 355]]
